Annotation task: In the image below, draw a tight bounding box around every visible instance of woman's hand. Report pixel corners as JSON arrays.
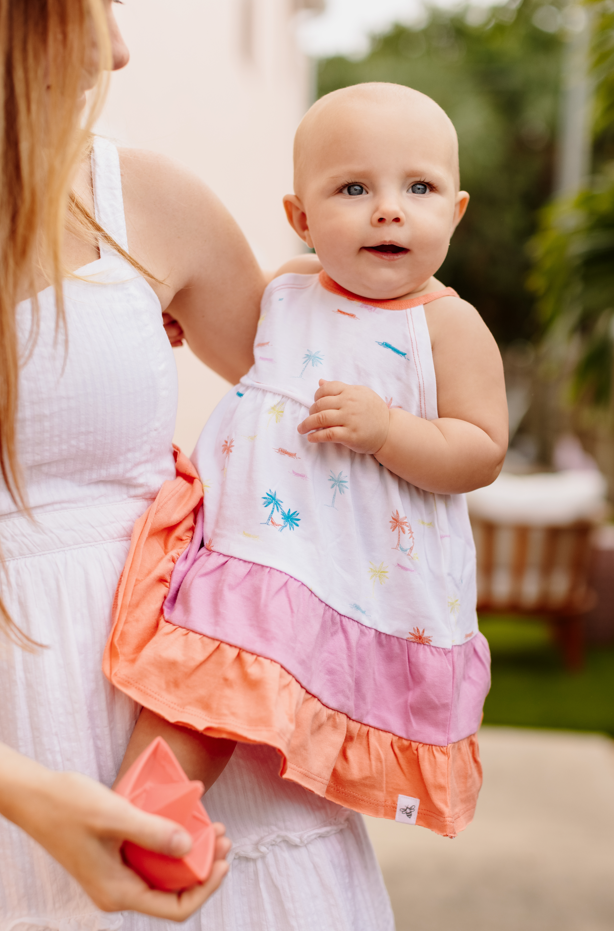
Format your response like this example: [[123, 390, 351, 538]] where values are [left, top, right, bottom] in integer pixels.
[[0, 742, 230, 920]]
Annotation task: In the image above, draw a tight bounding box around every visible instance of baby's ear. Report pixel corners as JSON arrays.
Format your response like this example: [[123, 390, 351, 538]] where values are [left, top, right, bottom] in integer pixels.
[[453, 191, 470, 229], [283, 195, 313, 248]]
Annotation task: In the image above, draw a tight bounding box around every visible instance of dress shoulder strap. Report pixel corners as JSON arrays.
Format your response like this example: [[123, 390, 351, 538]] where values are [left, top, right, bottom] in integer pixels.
[[91, 136, 129, 256]]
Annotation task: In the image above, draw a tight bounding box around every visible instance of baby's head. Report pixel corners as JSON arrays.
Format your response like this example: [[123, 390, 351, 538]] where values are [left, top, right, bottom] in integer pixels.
[[283, 83, 469, 301]]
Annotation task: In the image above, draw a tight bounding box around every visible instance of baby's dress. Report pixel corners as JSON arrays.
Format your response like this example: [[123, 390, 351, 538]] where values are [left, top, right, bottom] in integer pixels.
[[106, 271, 491, 838]]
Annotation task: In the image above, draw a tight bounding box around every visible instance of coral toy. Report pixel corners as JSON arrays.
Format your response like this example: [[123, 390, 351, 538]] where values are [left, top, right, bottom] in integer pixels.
[[115, 736, 216, 892]]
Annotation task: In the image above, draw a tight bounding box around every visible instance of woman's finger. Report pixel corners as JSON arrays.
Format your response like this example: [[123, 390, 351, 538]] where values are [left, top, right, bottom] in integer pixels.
[[93, 814, 231, 917], [105, 792, 193, 858], [118, 858, 230, 921], [212, 823, 231, 859]]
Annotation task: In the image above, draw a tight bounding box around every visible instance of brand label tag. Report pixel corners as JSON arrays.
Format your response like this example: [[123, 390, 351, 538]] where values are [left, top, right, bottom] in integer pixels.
[[395, 794, 420, 825]]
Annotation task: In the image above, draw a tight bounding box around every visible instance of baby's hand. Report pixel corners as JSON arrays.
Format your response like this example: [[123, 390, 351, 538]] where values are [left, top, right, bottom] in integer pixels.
[[162, 312, 185, 348], [297, 380, 390, 455]]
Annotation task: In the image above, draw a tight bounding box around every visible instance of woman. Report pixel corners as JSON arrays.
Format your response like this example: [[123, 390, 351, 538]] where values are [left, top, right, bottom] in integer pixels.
[[0, 1, 395, 928]]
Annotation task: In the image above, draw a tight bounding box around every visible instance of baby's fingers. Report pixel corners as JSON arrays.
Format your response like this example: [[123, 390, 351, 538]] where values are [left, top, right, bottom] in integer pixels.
[[297, 408, 345, 436], [162, 313, 185, 348], [308, 395, 343, 416], [313, 380, 347, 402], [307, 426, 350, 446]]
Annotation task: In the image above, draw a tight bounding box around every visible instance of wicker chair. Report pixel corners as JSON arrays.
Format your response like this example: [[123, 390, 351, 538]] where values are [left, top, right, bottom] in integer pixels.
[[472, 518, 596, 670]]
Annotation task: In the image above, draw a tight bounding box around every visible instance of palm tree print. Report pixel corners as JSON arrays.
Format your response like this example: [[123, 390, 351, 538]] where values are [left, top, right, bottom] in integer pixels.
[[390, 510, 412, 551], [299, 350, 324, 378], [279, 508, 301, 532], [267, 402, 285, 426], [328, 471, 348, 508], [221, 437, 234, 471], [368, 561, 389, 591], [261, 490, 283, 524]]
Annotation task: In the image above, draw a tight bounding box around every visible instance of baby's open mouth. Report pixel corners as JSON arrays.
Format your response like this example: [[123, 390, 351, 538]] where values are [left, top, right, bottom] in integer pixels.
[[363, 243, 409, 256]]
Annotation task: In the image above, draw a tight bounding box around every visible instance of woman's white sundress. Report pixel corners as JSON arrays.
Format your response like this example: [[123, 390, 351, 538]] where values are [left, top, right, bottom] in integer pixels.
[[0, 138, 395, 931]]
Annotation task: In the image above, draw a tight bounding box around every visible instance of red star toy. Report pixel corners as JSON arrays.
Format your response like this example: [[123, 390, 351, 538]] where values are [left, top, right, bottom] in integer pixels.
[[115, 736, 216, 892]]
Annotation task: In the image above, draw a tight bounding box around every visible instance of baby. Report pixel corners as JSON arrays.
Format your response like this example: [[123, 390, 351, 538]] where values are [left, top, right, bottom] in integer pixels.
[[106, 83, 508, 838]]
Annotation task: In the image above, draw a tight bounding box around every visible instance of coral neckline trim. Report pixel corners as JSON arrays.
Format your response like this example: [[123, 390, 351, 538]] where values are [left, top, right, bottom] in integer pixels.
[[318, 271, 458, 310]]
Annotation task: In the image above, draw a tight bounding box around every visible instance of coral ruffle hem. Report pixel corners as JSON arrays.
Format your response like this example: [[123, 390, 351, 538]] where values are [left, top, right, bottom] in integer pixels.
[[104, 449, 484, 838]]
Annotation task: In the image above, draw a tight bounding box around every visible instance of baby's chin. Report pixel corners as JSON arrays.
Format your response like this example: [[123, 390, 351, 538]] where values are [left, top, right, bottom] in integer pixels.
[[324, 259, 430, 302]]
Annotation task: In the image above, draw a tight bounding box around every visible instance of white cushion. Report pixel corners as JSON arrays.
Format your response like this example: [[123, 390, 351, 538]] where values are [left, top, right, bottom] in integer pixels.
[[467, 470, 607, 527]]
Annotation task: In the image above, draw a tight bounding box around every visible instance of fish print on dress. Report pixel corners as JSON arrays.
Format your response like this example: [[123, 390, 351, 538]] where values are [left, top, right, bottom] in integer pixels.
[[376, 341, 407, 358], [275, 447, 300, 460]]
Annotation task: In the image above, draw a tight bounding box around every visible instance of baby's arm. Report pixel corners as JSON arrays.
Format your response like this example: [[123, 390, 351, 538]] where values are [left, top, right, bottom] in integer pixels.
[[297, 296, 507, 495], [115, 709, 236, 790]]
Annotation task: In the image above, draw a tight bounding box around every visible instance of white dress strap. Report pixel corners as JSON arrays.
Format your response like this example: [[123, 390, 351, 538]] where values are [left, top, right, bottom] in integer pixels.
[[405, 306, 439, 421], [91, 135, 129, 255]]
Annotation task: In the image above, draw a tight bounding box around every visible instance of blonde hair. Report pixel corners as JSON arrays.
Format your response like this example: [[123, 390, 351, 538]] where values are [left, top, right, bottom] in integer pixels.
[[0, 0, 127, 646]]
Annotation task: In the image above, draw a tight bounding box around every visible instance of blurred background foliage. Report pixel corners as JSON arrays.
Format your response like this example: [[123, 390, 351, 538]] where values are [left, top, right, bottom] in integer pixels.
[[317, 0, 566, 345], [529, 176, 614, 407], [481, 616, 614, 733], [317, 0, 614, 486], [529, 0, 614, 410]]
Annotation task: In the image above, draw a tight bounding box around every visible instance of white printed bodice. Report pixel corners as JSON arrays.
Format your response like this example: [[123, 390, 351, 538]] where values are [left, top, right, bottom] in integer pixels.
[[194, 273, 478, 649]]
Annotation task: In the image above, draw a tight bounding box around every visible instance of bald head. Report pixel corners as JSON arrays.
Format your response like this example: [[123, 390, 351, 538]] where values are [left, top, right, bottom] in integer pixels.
[[294, 83, 460, 195]]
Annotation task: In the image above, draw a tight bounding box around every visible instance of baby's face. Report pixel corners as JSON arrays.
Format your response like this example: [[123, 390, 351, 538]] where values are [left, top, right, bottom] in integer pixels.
[[286, 89, 468, 300]]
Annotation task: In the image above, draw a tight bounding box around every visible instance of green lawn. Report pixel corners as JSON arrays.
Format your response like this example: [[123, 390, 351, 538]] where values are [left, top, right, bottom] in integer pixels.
[[479, 616, 614, 737]]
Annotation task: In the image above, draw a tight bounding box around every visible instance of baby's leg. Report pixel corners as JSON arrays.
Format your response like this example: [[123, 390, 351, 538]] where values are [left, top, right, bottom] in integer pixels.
[[114, 709, 236, 790]]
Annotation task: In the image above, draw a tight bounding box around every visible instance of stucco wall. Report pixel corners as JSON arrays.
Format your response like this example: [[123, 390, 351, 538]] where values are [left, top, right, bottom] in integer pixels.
[[98, 0, 311, 451]]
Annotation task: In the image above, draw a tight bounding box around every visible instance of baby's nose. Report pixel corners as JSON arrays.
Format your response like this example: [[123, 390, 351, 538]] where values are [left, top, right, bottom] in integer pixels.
[[373, 201, 405, 225]]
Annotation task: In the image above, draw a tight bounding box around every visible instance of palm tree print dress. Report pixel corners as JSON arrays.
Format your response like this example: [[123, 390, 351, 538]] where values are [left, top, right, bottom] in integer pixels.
[[106, 271, 491, 839]]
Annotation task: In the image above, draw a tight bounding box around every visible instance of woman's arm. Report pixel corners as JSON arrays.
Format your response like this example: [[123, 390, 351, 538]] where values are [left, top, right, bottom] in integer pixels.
[[119, 148, 265, 383], [0, 740, 230, 918], [162, 254, 323, 349]]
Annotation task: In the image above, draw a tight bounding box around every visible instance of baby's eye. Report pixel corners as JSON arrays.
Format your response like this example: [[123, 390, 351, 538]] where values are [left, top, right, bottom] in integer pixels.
[[344, 183, 366, 196], [410, 182, 430, 195]]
